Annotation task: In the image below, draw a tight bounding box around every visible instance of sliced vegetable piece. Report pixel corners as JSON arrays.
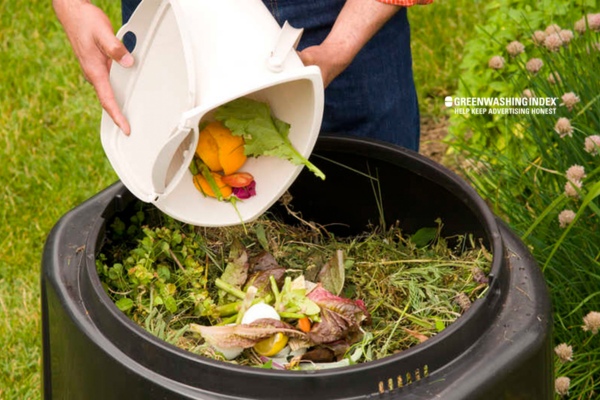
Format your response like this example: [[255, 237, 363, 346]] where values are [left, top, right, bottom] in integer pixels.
[[232, 181, 256, 200], [208, 121, 247, 175], [193, 172, 232, 199], [196, 124, 222, 172], [297, 317, 312, 333], [196, 121, 247, 175], [253, 332, 289, 357], [221, 172, 254, 188]]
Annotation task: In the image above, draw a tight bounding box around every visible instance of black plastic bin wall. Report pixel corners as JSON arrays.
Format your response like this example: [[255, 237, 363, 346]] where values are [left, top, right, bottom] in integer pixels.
[[42, 136, 553, 400]]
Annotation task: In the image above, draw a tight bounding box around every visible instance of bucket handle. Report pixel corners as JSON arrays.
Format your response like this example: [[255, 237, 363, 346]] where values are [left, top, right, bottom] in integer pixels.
[[267, 21, 304, 73], [150, 105, 209, 200]]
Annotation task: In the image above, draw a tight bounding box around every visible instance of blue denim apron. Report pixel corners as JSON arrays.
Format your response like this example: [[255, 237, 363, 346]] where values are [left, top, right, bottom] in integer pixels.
[[121, 0, 419, 150]]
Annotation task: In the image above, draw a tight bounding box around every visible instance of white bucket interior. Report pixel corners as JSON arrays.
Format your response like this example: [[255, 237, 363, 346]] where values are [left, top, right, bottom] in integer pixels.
[[156, 77, 321, 227]]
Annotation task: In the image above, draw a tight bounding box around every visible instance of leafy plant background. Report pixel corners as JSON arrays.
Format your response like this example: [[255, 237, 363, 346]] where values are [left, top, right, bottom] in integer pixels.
[[449, 0, 598, 150], [447, 2, 600, 397]]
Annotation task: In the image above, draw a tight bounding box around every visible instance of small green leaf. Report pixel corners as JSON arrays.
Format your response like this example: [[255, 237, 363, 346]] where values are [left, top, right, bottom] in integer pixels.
[[165, 296, 178, 313], [259, 359, 274, 369], [299, 298, 320, 316], [115, 297, 134, 312], [165, 283, 177, 295], [108, 263, 123, 280], [172, 232, 182, 245], [110, 218, 126, 236], [411, 227, 438, 247], [157, 265, 171, 282], [435, 319, 445, 332], [255, 224, 269, 251], [160, 241, 170, 252]]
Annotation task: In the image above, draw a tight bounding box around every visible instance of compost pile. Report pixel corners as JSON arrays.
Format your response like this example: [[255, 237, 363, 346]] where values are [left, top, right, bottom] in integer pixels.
[[97, 200, 491, 370]]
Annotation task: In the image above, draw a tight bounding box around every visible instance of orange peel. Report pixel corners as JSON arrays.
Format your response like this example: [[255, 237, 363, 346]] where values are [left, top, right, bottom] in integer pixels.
[[196, 122, 247, 175]]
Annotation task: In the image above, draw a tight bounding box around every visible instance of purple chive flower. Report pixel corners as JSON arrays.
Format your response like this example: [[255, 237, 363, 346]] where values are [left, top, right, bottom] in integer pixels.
[[545, 24, 562, 35], [488, 55, 505, 70], [532, 30, 547, 45], [566, 165, 586, 182], [559, 29, 574, 44], [544, 33, 563, 51], [554, 117, 573, 138], [555, 376, 570, 397], [554, 343, 573, 363], [506, 40, 525, 57], [584, 135, 600, 155], [526, 58, 544, 74], [583, 311, 600, 334], [558, 209, 576, 228]]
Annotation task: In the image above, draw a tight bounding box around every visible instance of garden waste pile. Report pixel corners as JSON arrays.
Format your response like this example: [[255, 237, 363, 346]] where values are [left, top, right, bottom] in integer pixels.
[[97, 202, 491, 370]]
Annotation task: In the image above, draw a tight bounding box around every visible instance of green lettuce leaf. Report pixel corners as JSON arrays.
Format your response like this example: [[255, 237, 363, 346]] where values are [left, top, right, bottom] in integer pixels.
[[214, 98, 325, 180]]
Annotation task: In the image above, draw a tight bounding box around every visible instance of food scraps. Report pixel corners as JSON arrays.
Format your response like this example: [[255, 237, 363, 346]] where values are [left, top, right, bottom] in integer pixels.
[[190, 98, 325, 203]]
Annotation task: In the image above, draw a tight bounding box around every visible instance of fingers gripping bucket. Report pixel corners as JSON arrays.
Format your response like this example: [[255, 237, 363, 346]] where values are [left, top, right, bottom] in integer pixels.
[[101, 0, 324, 226]]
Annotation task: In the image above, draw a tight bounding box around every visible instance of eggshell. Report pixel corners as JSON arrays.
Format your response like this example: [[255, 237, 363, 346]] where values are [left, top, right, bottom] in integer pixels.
[[241, 303, 280, 324]]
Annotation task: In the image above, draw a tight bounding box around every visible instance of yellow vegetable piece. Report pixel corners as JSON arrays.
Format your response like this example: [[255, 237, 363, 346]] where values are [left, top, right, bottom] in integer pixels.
[[193, 172, 232, 199], [196, 125, 222, 172], [253, 333, 288, 357], [196, 121, 247, 175]]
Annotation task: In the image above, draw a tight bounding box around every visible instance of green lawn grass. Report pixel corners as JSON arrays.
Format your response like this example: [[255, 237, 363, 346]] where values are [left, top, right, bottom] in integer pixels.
[[0, 1, 120, 398], [0, 1, 481, 398], [410, 0, 485, 117]]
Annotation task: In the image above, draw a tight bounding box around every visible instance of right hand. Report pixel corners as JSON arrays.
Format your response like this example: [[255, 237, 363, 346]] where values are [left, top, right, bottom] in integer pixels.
[[297, 0, 400, 89], [298, 41, 352, 89], [53, 0, 133, 135]]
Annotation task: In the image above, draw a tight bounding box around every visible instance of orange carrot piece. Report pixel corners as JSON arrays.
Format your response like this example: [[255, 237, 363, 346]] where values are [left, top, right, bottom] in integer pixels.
[[297, 317, 311, 333]]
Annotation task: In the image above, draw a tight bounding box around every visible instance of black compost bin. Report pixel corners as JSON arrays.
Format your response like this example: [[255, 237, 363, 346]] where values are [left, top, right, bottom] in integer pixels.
[[42, 136, 553, 399]]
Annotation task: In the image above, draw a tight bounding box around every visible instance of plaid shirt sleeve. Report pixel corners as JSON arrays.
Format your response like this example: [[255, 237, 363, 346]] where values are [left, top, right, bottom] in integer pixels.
[[376, 0, 433, 5]]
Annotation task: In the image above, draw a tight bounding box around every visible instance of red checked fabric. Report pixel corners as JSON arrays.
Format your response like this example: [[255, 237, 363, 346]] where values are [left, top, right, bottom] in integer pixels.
[[376, 0, 433, 5]]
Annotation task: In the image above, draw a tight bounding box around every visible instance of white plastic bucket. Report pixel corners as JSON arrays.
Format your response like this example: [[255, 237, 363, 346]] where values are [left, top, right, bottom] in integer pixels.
[[101, 0, 324, 226]]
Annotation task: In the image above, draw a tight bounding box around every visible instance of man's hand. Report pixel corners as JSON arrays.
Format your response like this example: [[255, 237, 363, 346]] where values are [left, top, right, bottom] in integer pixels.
[[298, 41, 351, 88], [298, 0, 400, 88], [53, 0, 133, 134]]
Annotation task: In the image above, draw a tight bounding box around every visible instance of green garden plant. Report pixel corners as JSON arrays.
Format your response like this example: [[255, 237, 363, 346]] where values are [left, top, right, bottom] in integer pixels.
[[449, 10, 600, 398], [449, 0, 598, 151]]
